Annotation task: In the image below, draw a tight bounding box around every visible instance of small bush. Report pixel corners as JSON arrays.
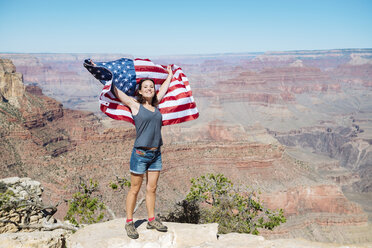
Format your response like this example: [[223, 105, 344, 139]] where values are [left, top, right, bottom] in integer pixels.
[[164, 173, 286, 235], [64, 178, 106, 227]]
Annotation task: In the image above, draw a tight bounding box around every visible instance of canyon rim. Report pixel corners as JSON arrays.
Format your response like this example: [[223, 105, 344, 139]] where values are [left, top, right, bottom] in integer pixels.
[[1, 48, 372, 244]]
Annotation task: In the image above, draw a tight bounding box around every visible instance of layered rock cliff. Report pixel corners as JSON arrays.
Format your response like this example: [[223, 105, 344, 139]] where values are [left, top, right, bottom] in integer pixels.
[[1, 50, 372, 245]]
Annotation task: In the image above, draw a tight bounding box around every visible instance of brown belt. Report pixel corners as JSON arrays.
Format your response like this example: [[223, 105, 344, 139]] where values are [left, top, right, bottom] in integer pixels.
[[140, 147, 158, 151]]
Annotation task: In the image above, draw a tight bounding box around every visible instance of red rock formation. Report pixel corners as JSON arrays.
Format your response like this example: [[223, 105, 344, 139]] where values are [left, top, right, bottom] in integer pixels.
[[25, 85, 43, 95], [261, 185, 366, 217], [1, 51, 372, 244]]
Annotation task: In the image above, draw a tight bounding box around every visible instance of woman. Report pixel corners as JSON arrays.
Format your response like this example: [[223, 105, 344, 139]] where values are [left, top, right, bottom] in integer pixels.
[[112, 65, 173, 239]]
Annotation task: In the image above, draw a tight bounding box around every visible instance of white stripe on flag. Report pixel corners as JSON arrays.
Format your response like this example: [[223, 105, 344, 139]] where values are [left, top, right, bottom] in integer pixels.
[[134, 60, 165, 67], [173, 70, 182, 78], [105, 107, 133, 118], [107, 90, 137, 102], [159, 97, 195, 108], [169, 80, 188, 88], [162, 107, 199, 121], [100, 94, 122, 106], [136, 71, 168, 79], [164, 87, 189, 97]]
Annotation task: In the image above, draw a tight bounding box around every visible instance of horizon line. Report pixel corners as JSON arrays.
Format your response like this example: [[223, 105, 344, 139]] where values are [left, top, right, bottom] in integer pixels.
[[1, 48, 372, 58]]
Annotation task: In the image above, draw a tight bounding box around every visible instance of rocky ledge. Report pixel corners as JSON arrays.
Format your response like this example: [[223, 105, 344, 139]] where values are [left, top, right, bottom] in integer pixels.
[[3, 218, 370, 248], [1, 219, 372, 248], [1, 177, 372, 247]]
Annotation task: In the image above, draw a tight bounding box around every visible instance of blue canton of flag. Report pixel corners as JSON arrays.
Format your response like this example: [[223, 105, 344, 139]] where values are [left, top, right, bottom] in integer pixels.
[[84, 58, 137, 96]]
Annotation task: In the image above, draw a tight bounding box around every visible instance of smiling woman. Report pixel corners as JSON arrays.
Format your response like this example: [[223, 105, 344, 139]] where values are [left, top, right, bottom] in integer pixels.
[[110, 65, 173, 239], [135, 79, 159, 109], [85, 57, 178, 239], [83, 56, 198, 238]]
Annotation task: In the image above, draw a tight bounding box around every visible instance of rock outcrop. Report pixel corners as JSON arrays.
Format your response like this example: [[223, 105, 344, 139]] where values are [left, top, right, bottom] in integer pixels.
[[0, 177, 75, 247], [2, 218, 371, 248], [0, 59, 25, 108], [0, 177, 67, 234], [65, 219, 372, 248], [0, 229, 67, 248]]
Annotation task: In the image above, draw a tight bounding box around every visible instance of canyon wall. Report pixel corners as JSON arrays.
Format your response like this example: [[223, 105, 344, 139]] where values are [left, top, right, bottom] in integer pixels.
[[1, 49, 372, 244]]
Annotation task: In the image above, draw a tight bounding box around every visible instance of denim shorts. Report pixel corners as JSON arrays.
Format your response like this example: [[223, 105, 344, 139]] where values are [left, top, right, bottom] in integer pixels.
[[130, 147, 162, 174]]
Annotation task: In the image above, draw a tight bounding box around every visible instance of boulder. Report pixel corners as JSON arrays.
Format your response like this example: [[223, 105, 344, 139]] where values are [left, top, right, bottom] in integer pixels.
[[67, 218, 218, 248]]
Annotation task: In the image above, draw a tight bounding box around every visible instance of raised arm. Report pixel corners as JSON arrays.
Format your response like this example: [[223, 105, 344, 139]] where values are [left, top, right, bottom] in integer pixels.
[[112, 86, 140, 115], [157, 65, 173, 102], [90, 59, 140, 115]]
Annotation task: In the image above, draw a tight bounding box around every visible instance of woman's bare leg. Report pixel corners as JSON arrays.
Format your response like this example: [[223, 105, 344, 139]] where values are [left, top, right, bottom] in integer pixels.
[[126, 173, 144, 219], [146, 171, 160, 218]]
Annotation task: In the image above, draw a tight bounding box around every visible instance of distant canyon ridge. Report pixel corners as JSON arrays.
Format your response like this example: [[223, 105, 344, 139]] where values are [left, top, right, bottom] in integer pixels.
[[0, 49, 372, 244]]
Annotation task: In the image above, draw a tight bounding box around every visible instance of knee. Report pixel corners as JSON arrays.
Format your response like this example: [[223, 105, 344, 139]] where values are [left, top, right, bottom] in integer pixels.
[[129, 186, 141, 196], [146, 184, 157, 194]]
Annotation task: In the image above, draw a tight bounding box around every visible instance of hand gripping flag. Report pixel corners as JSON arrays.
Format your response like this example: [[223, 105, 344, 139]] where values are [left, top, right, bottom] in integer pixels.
[[83, 58, 199, 126]]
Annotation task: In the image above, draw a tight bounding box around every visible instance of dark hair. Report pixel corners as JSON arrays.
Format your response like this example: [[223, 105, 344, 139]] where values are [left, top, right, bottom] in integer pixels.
[[136, 79, 159, 107]]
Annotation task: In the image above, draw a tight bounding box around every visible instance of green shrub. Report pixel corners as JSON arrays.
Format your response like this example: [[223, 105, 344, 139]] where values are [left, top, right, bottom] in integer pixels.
[[64, 178, 106, 227], [0, 187, 16, 212], [165, 173, 286, 235], [110, 177, 131, 190]]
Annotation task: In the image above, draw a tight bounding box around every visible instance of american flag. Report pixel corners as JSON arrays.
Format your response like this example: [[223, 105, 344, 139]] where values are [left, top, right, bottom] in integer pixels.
[[84, 58, 199, 126]]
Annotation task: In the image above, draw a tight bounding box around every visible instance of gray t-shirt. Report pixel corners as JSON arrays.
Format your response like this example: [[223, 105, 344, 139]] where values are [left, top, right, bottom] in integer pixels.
[[133, 104, 163, 148]]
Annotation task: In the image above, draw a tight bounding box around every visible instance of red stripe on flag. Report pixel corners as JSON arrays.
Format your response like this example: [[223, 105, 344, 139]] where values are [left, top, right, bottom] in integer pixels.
[[159, 102, 197, 114], [166, 83, 191, 93], [136, 78, 167, 85], [175, 75, 186, 82], [162, 113, 199, 126], [160, 91, 194, 103], [100, 105, 135, 124], [101, 92, 117, 102], [134, 65, 167, 74], [106, 102, 132, 111]]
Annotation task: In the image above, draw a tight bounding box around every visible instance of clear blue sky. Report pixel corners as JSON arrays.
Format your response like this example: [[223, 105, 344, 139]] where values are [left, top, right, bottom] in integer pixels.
[[0, 0, 371, 56]]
